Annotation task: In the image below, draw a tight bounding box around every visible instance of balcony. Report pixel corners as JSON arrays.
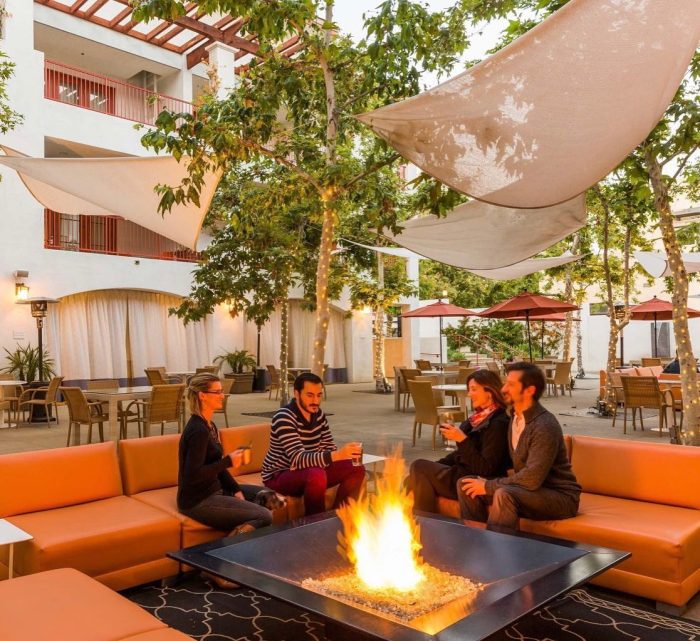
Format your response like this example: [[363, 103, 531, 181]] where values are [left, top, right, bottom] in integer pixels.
[[44, 209, 200, 263], [44, 60, 193, 126]]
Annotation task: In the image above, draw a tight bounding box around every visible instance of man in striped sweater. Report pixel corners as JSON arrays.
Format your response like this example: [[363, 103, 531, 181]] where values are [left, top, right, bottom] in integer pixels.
[[262, 372, 365, 515]]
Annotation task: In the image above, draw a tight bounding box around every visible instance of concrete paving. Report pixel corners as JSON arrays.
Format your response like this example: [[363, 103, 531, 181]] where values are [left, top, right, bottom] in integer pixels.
[[1, 377, 698, 619]]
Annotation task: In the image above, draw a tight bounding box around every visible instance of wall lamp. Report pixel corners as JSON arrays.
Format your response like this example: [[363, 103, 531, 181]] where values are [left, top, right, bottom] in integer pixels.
[[13, 270, 29, 301]]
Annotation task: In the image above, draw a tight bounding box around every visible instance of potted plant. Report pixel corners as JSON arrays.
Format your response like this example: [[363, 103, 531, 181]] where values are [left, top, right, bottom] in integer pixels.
[[2, 343, 55, 383], [214, 349, 257, 394]]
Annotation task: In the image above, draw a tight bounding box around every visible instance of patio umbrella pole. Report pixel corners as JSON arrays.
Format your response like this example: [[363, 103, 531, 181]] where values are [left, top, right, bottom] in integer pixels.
[[439, 316, 444, 367], [653, 313, 658, 358], [526, 309, 533, 362]]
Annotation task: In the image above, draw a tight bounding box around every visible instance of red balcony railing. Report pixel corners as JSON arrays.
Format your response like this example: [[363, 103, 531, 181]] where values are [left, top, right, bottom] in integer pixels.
[[44, 59, 193, 126], [44, 209, 200, 263]]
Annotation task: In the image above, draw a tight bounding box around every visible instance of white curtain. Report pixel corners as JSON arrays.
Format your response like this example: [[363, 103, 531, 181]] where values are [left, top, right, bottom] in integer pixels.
[[244, 309, 282, 368], [47, 289, 212, 381], [287, 301, 347, 369]]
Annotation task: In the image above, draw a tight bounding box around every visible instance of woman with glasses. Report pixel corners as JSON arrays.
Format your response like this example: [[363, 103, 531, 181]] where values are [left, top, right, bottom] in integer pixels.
[[177, 373, 273, 565]]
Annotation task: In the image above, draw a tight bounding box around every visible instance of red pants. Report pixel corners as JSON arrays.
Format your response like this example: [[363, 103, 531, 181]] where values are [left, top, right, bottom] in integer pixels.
[[265, 460, 366, 515]]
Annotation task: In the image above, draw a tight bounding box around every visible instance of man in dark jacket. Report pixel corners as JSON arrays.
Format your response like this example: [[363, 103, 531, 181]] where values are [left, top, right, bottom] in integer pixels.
[[457, 362, 581, 533]]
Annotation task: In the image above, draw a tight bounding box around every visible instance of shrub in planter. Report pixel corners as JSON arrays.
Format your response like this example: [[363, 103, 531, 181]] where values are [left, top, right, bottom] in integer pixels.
[[214, 350, 257, 394]]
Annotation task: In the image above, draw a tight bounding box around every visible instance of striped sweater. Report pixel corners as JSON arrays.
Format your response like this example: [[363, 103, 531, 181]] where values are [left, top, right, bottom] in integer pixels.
[[261, 399, 336, 482]]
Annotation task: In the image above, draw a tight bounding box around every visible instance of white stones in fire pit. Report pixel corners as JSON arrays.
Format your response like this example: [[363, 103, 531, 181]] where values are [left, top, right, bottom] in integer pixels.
[[302, 564, 481, 622]]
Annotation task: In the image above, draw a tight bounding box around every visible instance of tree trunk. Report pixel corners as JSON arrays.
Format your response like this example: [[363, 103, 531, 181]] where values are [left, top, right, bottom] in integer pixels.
[[645, 149, 699, 445], [311, 1, 339, 379], [373, 251, 391, 392], [279, 299, 290, 406], [575, 310, 584, 377], [562, 233, 581, 361], [594, 185, 630, 410]]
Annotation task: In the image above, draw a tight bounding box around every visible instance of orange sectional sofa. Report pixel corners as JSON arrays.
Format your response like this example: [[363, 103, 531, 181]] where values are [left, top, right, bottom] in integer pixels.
[[0, 422, 337, 588], [0, 568, 191, 641], [436, 435, 700, 612]]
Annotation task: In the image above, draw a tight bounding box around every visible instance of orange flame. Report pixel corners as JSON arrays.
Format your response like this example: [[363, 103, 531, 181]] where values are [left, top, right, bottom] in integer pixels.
[[337, 449, 425, 591]]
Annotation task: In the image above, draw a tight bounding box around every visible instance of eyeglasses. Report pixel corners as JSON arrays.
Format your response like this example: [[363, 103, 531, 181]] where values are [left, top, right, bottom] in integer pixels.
[[202, 389, 224, 395]]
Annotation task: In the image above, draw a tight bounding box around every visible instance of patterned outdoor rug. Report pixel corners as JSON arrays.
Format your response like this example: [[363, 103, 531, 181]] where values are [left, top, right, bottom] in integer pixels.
[[241, 411, 333, 419], [126, 575, 700, 641]]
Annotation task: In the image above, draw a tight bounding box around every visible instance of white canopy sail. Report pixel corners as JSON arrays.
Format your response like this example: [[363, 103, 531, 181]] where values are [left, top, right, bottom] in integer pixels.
[[358, 0, 700, 208], [0, 146, 222, 249], [382, 195, 585, 270], [635, 251, 700, 279]]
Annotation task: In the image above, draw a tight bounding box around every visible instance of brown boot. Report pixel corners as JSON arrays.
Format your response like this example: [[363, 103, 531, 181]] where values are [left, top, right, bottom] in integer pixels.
[[203, 572, 239, 590], [230, 523, 256, 536]]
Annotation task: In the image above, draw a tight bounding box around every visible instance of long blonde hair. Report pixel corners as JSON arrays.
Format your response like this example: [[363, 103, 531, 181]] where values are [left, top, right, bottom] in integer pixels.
[[187, 372, 221, 417]]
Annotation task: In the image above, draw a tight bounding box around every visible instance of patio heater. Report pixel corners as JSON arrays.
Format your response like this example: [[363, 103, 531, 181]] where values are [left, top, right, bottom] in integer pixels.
[[613, 302, 626, 366], [18, 297, 59, 383]]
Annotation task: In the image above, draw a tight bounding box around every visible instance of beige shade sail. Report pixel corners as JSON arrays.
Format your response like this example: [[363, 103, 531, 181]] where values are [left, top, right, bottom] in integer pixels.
[[0, 146, 222, 249], [468, 252, 582, 281], [357, 0, 700, 208], [344, 239, 581, 280], [382, 194, 585, 270], [635, 251, 700, 279]]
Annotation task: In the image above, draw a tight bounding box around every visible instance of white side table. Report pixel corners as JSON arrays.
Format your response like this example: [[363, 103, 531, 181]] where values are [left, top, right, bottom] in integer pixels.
[[0, 519, 32, 579]]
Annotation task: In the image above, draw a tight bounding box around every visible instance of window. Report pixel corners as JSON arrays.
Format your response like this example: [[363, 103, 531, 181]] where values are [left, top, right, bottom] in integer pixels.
[[589, 302, 609, 316]]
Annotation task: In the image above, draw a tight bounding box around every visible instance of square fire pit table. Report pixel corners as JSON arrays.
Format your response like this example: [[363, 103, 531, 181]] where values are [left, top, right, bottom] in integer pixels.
[[170, 512, 628, 641]]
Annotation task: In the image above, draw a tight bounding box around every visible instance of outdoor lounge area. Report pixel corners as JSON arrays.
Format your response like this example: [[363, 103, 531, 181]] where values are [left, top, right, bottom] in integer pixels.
[[1, 0, 700, 640]]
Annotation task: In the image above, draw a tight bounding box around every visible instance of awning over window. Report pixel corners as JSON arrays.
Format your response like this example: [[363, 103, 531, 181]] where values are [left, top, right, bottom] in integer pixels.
[[357, 0, 700, 209], [0, 146, 222, 249]]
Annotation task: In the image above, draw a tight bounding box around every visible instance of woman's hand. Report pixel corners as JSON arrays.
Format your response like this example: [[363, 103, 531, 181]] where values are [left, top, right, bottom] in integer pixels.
[[439, 423, 466, 443], [227, 449, 245, 468]]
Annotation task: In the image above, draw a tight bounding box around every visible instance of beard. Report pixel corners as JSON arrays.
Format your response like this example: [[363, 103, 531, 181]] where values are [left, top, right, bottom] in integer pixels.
[[298, 397, 320, 415]]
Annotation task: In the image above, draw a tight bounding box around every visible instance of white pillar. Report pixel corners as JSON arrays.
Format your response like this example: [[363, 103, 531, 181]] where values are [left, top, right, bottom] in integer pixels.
[[205, 42, 238, 99]]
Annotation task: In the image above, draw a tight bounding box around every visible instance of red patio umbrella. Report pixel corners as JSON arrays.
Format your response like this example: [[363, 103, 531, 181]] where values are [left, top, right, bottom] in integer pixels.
[[628, 296, 700, 357], [479, 292, 579, 361], [402, 300, 480, 366], [509, 312, 581, 358]]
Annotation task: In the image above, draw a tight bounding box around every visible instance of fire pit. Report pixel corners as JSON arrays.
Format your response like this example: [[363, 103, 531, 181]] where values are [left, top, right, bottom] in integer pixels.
[[172, 514, 628, 641]]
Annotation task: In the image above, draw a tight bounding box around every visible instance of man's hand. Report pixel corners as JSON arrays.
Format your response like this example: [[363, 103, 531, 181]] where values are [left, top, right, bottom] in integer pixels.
[[461, 477, 487, 498], [332, 442, 362, 462], [234, 491, 244, 500], [440, 423, 466, 443]]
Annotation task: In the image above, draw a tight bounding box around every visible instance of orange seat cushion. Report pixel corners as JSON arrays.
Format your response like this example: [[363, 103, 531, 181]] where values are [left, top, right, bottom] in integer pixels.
[[0, 568, 166, 641], [2, 496, 180, 578], [0, 442, 122, 517], [520, 493, 700, 583], [121, 629, 194, 641], [132, 487, 225, 548]]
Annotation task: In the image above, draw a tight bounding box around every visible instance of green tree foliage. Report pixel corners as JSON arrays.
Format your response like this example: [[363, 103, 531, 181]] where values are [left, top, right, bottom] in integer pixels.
[[0, 51, 22, 136]]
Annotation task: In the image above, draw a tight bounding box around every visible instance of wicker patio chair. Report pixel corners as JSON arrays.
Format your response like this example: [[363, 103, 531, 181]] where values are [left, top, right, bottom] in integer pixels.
[[408, 380, 464, 450], [399, 368, 422, 411], [620, 376, 673, 436], [195, 366, 219, 375], [486, 361, 502, 377], [641, 357, 662, 367], [266, 365, 293, 401], [61, 386, 108, 446], [86, 379, 142, 439], [214, 377, 234, 427], [546, 361, 574, 397], [18, 376, 64, 427], [125, 384, 185, 437], [0, 382, 24, 425], [415, 359, 433, 371], [607, 371, 626, 427], [458, 359, 471, 368]]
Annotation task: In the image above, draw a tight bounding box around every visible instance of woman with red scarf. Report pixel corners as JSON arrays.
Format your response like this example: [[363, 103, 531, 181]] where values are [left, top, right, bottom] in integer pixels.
[[408, 369, 510, 514]]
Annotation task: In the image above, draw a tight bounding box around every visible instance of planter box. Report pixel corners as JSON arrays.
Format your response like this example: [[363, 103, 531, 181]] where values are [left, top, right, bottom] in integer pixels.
[[224, 372, 255, 394]]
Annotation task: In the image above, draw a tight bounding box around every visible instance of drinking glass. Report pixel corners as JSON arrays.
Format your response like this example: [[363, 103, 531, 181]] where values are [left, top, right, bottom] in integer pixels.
[[352, 442, 364, 466], [439, 411, 456, 451]]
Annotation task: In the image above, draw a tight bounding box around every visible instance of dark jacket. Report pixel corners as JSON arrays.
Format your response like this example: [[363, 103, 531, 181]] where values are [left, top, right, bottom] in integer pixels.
[[177, 414, 240, 510], [437, 407, 511, 489], [485, 402, 581, 499]]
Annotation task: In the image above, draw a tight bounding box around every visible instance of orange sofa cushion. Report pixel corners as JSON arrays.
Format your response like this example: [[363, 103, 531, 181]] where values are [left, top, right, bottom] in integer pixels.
[[2, 495, 180, 578], [219, 423, 271, 475], [520, 492, 700, 584], [0, 442, 122, 517], [121, 631, 193, 641], [571, 435, 700, 509], [120, 434, 180, 495], [0, 568, 167, 641]]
